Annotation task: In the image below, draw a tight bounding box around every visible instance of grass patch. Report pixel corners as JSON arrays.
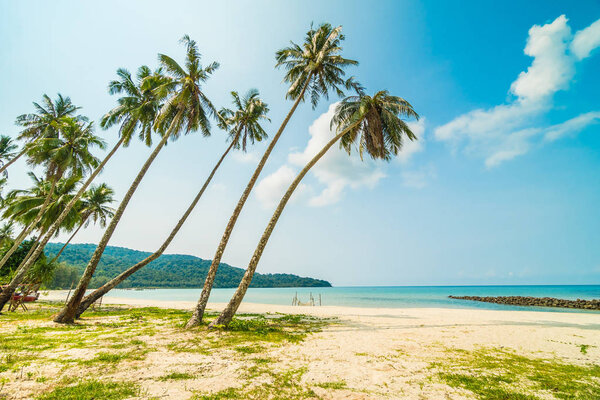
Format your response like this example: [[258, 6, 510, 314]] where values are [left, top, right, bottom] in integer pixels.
[[316, 380, 347, 390], [159, 371, 195, 381], [37, 380, 137, 400], [435, 347, 600, 399]]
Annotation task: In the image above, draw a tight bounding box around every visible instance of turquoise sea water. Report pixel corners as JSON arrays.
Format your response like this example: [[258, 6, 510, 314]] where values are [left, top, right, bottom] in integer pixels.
[[105, 285, 600, 313]]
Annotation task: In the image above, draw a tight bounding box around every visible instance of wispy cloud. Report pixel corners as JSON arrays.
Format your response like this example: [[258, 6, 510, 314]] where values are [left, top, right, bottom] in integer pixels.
[[435, 15, 600, 167]]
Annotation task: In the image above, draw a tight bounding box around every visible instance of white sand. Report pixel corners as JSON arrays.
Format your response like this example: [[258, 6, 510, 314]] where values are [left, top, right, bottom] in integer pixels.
[[30, 290, 600, 398]]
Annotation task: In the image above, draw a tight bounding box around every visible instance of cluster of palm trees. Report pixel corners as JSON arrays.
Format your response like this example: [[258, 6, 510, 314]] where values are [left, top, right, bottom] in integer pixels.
[[0, 95, 116, 309], [0, 23, 419, 328]]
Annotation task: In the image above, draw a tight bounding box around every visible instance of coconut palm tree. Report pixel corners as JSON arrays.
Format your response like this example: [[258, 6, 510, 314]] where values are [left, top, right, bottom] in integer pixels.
[[0, 118, 104, 311], [50, 183, 115, 263], [210, 90, 419, 326], [186, 23, 358, 328], [1, 173, 81, 288], [0, 72, 163, 315], [0, 136, 18, 177], [0, 223, 13, 248], [0, 94, 82, 176], [54, 34, 219, 323], [75, 89, 269, 317], [3, 64, 169, 316], [2, 173, 81, 235]]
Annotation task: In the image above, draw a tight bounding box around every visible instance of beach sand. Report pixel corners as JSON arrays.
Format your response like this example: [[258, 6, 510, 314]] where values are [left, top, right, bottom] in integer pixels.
[[3, 291, 599, 399]]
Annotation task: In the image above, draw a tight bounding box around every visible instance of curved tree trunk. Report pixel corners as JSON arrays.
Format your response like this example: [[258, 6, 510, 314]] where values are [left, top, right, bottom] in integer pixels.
[[0, 147, 27, 176], [54, 129, 174, 323], [49, 215, 89, 264], [0, 176, 59, 312], [210, 125, 353, 327], [0, 137, 125, 313], [185, 78, 312, 328], [75, 137, 237, 317]]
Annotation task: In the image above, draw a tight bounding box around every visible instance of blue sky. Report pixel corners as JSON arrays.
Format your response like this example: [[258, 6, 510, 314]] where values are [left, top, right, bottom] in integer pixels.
[[1, 1, 599, 285]]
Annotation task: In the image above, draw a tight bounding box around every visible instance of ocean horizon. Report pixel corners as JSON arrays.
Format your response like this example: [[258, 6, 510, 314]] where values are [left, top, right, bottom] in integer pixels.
[[93, 284, 600, 312]]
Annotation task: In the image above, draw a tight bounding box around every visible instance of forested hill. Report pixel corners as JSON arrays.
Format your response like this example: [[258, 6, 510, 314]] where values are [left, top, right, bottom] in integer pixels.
[[45, 243, 332, 289]]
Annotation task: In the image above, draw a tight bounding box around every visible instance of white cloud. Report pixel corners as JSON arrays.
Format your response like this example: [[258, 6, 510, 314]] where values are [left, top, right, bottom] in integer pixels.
[[435, 15, 600, 167], [232, 151, 260, 164], [544, 111, 600, 142], [397, 118, 426, 164], [288, 103, 386, 206], [571, 18, 600, 60], [255, 103, 425, 208], [254, 165, 308, 209]]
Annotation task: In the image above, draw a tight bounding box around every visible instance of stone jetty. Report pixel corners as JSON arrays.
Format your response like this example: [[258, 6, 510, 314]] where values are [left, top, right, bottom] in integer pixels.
[[448, 295, 600, 310]]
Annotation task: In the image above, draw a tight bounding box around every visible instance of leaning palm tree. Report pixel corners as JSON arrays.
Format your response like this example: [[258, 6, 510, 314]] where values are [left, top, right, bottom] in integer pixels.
[[186, 23, 358, 328], [0, 119, 102, 272], [50, 183, 115, 263], [3, 65, 168, 316], [0, 136, 18, 177], [210, 90, 419, 326], [0, 94, 81, 176], [54, 34, 219, 323], [74, 89, 269, 317], [0, 118, 104, 311]]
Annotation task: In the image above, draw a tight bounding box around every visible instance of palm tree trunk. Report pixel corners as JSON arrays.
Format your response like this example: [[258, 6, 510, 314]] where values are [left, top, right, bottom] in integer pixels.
[[75, 137, 238, 317], [49, 215, 89, 264], [210, 124, 356, 327], [54, 129, 174, 324], [0, 136, 125, 313], [2, 228, 46, 312], [185, 78, 312, 328], [0, 175, 58, 313]]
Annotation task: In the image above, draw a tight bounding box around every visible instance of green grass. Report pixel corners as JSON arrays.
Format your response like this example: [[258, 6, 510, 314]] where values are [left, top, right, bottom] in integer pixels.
[[159, 371, 195, 381], [37, 380, 137, 400], [435, 347, 600, 399], [316, 380, 347, 390], [579, 344, 590, 354]]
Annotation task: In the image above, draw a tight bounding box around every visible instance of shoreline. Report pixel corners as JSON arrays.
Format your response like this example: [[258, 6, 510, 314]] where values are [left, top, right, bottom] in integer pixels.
[[41, 290, 600, 320]]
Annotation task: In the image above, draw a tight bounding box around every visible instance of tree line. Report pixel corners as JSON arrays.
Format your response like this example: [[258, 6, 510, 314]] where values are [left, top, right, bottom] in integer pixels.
[[0, 23, 418, 327], [43, 242, 332, 289]]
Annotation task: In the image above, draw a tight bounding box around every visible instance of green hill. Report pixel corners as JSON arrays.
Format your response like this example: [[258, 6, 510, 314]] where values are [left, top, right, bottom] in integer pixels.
[[45, 243, 332, 289]]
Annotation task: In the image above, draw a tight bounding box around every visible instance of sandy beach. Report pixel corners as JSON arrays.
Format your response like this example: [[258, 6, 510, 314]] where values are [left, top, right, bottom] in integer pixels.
[[0, 290, 586, 399]]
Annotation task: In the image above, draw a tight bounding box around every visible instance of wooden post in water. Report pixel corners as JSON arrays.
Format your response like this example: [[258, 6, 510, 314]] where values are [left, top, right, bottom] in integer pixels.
[[319, 293, 322, 306]]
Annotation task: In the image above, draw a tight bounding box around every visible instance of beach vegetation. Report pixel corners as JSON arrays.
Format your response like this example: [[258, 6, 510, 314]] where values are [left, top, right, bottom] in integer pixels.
[[435, 347, 600, 399]]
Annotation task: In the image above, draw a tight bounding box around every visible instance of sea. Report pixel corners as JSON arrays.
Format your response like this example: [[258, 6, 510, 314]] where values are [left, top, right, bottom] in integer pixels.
[[104, 285, 600, 313]]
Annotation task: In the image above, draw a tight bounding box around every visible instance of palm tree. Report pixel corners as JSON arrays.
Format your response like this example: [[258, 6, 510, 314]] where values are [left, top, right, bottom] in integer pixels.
[[2, 173, 81, 235], [2, 64, 168, 316], [1, 173, 81, 288], [0, 136, 18, 177], [75, 89, 269, 317], [0, 94, 81, 176], [210, 90, 419, 326], [50, 183, 115, 263], [0, 118, 104, 311], [186, 23, 358, 328], [0, 223, 13, 248], [54, 34, 219, 323]]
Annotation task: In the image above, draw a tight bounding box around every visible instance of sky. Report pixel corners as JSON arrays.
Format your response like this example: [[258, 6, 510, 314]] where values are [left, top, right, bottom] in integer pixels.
[[1, 0, 599, 286]]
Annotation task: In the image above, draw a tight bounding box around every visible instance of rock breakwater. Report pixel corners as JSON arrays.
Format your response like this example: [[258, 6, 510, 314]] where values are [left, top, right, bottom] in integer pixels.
[[448, 295, 600, 310]]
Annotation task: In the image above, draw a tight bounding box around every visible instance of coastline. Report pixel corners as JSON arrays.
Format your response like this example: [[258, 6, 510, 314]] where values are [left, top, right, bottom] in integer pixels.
[[2, 290, 597, 398]]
